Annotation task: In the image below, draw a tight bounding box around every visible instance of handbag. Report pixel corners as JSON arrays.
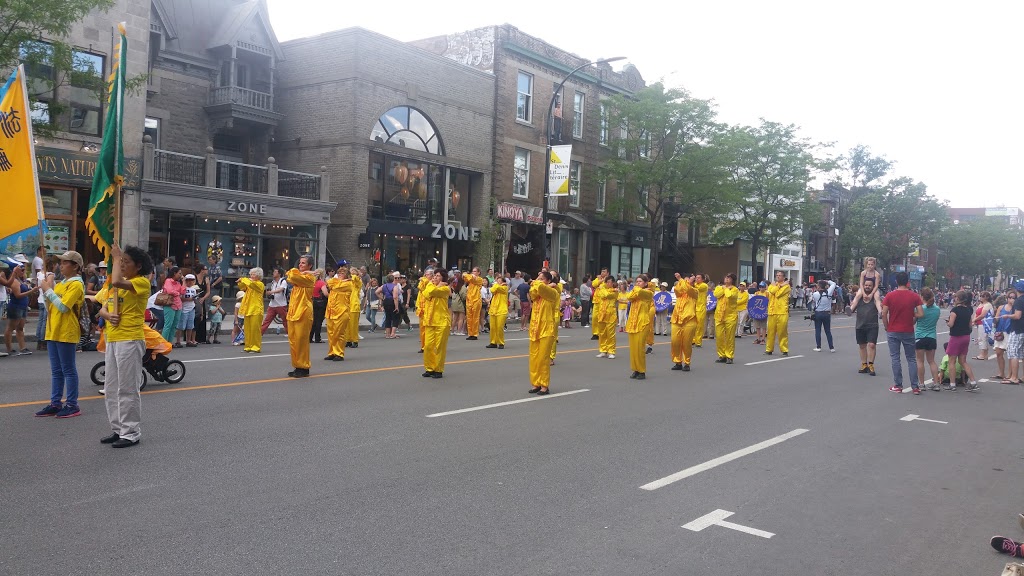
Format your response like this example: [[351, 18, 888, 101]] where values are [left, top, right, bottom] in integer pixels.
[[154, 291, 173, 307]]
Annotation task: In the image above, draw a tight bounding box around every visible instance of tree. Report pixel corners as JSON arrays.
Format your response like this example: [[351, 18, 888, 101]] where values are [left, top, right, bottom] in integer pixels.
[[713, 120, 829, 281], [842, 177, 948, 273], [600, 83, 732, 276], [937, 219, 1024, 287], [827, 145, 894, 280]]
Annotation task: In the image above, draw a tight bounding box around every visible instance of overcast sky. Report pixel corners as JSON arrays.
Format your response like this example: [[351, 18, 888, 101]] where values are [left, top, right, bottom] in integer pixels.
[[265, 0, 1021, 208]]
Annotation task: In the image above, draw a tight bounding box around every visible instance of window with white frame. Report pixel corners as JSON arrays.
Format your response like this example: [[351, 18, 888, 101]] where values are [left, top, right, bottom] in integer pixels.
[[573, 92, 584, 139], [516, 72, 533, 122], [569, 161, 581, 207], [596, 180, 606, 212], [599, 103, 608, 145], [513, 148, 530, 198]]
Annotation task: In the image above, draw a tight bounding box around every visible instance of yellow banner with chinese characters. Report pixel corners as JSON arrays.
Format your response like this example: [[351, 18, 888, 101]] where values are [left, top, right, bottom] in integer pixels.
[[0, 65, 44, 254]]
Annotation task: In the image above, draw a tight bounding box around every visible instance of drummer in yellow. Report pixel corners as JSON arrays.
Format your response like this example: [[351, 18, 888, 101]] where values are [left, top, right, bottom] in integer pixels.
[[462, 267, 486, 341], [527, 270, 559, 395], [347, 268, 363, 349], [692, 274, 709, 347], [713, 273, 739, 364], [765, 271, 791, 356], [626, 274, 654, 380], [237, 267, 265, 353], [591, 268, 608, 341], [324, 264, 353, 361], [421, 269, 451, 378], [485, 275, 508, 349], [594, 276, 618, 358], [670, 272, 699, 371], [285, 255, 316, 378]]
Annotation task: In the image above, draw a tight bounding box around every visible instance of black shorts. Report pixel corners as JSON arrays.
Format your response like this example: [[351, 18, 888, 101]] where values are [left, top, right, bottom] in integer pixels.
[[855, 326, 878, 345], [915, 337, 937, 351]]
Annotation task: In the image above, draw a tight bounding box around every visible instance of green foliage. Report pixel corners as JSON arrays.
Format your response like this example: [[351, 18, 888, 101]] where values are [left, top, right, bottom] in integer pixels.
[[937, 218, 1024, 281], [712, 120, 830, 273], [827, 145, 894, 280], [473, 197, 502, 268], [843, 177, 948, 270]]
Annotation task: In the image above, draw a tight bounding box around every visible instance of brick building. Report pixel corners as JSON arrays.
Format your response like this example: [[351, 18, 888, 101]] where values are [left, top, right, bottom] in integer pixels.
[[411, 25, 648, 283]]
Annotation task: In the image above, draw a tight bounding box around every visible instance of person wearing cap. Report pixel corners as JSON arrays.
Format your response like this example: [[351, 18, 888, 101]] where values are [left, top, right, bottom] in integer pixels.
[[654, 281, 671, 336], [485, 275, 508, 349], [238, 268, 265, 352], [691, 274, 709, 347], [33, 251, 86, 418], [594, 275, 619, 359], [735, 282, 750, 338], [347, 262, 363, 348], [3, 257, 39, 356], [421, 268, 451, 378], [207, 295, 226, 344], [324, 265, 353, 361], [669, 273, 699, 371], [285, 256, 316, 377], [462, 267, 486, 341], [177, 273, 199, 347]]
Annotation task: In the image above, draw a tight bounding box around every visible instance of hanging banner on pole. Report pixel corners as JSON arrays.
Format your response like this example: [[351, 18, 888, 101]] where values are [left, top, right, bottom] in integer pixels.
[[548, 145, 572, 196]]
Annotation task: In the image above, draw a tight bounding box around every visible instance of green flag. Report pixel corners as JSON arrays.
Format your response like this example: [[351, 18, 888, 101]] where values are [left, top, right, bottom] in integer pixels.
[[86, 22, 127, 265]]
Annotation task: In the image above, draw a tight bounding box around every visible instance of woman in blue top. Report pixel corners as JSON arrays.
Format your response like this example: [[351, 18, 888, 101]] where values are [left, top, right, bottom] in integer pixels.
[[3, 262, 40, 356], [915, 287, 942, 390]]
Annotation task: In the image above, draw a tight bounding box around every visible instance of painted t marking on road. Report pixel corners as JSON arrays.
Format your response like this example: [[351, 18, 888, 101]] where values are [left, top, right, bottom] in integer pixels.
[[900, 414, 949, 424], [683, 509, 775, 539]]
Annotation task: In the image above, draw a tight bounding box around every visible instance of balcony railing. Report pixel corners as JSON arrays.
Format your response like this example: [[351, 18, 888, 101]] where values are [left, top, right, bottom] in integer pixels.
[[152, 150, 205, 186], [278, 169, 320, 200], [216, 160, 268, 194], [208, 86, 274, 112]]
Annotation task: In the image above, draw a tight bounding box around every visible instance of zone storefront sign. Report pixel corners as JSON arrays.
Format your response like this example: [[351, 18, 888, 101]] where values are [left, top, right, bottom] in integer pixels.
[[431, 223, 481, 241], [226, 201, 268, 214]]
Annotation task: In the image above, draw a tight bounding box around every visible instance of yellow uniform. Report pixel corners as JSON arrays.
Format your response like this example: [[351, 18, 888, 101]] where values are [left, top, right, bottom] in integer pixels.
[[101, 276, 151, 342], [595, 284, 619, 355], [421, 282, 451, 374], [237, 277, 265, 352], [488, 283, 508, 346], [286, 269, 315, 370], [735, 289, 750, 337], [417, 275, 431, 350], [626, 287, 654, 375], [591, 276, 604, 337], [671, 279, 698, 366], [528, 282, 559, 388], [713, 285, 739, 359], [326, 277, 353, 359], [766, 282, 791, 354], [44, 277, 85, 343], [348, 274, 363, 345], [647, 305, 656, 346], [464, 273, 485, 338], [693, 281, 709, 346]]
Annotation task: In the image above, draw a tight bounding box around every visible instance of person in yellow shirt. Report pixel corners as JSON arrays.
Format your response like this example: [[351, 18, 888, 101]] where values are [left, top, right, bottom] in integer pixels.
[[486, 275, 509, 349], [735, 282, 750, 338], [765, 271, 791, 356], [95, 244, 153, 448], [324, 264, 353, 361], [285, 256, 316, 378], [625, 275, 654, 379], [692, 274, 709, 347], [416, 266, 434, 353], [670, 272, 699, 371], [591, 269, 608, 341], [616, 281, 629, 332], [713, 273, 739, 363], [237, 268, 265, 353], [421, 269, 451, 378], [527, 271, 559, 394], [462, 267, 486, 341], [34, 251, 86, 419], [347, 266, 363, 348], [594, 276, 619, 358]]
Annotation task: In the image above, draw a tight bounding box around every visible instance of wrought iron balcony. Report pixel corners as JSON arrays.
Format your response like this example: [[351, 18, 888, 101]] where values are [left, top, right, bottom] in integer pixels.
[[205, 86, 282, 126]]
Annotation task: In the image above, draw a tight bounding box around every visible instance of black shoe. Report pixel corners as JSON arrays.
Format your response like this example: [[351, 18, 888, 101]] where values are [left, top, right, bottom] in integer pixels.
[[671, 363, 683, 371], [636, 373, 646, 380], [345, 343, 352, 348], [324, 355, 336, 361], [431, 372, 443, 379], [591, 335, 599, 340], [726, 358, 733, 364], [536, 389, 549, 395], [466, 336, 477, 341], [782, 352, 788, 357], [528, 386, 542, 393], [111, 438, 139, 448], [352, 343, 358, 348], [418, 349, 424, 353], [485, 344, 498, 348], [858, 366, 871, 374], [683, 364, 690, 372], [716, 357, 727, 363], [422, 371, 435, 377], [764, 351, 773, 356], [288, 369, 309, 378], [630, 371, 638, 379], [646, 346, 653, 354], [498, 345, 504, 349], [100, 432, 120, 444], [332, 356, 344, 361]]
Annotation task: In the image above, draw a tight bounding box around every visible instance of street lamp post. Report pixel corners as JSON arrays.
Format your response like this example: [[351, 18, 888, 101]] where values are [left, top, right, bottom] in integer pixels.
[[541, 56, 625, 270]]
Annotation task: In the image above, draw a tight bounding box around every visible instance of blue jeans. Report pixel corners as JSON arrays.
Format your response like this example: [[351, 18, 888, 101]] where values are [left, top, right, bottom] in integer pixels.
[[813, 312, 834, 349], [36, 303, 47, 341], [152, 307, 164, 331], [48, 341, 79, 406], [366, 306, 378, 330], [887, 331, 919, 389]]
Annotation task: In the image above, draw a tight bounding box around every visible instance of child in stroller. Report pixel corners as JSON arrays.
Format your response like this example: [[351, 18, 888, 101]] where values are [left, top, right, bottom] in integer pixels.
[[92, 325, 185, 389]]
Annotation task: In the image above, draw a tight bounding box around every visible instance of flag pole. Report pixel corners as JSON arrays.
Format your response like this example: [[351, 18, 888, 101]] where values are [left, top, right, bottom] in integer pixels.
[[112, 23, 126, 314], [17, 64, 45, 256]]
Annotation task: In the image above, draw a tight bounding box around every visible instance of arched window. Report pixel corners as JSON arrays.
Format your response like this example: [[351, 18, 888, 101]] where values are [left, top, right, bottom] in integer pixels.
[[370, 106, 445, 156]]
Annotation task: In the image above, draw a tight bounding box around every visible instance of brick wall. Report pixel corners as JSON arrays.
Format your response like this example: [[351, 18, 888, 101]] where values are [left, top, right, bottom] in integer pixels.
[[146, 72, 212, 153]]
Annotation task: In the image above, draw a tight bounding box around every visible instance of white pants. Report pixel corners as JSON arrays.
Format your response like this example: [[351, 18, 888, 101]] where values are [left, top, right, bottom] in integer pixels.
[[654, 311, 669, 335], [736, 310, 748, 336], [978, 325, 990, 352], [105, 339, 144, 442]]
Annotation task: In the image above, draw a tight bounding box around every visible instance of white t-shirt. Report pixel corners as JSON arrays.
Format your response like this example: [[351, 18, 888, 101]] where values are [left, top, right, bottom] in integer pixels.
[[32, 256, 44, 278], [147, 291, 160, 310], [269, 278, 288, 307], [182, 286, 198, 312]]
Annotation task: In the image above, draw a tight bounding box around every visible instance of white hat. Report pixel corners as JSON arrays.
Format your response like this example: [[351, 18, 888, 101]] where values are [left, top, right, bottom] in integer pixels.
[[98, 261, 107, 268], [12, 253, 29, 263], [392, 271, 401, 278], [236, 291, 245, 299], [184, 273, 196, 280]]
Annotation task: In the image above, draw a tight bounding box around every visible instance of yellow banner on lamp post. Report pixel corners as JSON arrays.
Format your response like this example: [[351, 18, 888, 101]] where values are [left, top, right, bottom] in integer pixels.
[[548, 145, 572, 196]]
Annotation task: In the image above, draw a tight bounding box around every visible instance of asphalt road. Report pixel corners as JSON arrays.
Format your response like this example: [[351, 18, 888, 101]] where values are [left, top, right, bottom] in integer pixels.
[[2, 315, 1021, 576]]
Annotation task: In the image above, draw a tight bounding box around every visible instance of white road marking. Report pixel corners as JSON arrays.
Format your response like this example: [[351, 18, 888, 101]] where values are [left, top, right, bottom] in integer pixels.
[[182, 353, 290, 363], [745, 355, 804, 366], [683, 509, 775, 539], [900, 414, 949, 424], [426, 389, 590, 418], [640, 428, 810, 490]]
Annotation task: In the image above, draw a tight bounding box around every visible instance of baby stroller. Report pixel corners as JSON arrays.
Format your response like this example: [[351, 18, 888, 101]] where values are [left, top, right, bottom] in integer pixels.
[[90, 325, 186, 390]]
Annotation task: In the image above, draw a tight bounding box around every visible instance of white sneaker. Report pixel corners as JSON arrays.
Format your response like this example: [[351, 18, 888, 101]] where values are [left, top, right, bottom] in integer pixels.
[[596, 352, 607, 358], [359, 335, 365, 340], [98, 388, 105, 395], [830, 348, 836, 353], [0, 351, 7, 358], [608, 354, 616, 359], [813, 348, 821, 352]]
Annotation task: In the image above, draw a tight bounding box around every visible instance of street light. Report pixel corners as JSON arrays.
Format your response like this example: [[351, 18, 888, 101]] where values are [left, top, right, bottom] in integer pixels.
[[541, 56, 626, 269]]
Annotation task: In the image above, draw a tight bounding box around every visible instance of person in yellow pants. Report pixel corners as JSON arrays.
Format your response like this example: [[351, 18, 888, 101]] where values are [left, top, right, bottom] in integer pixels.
[[735, 282, 750, 338], [765, 271, 791, 356], [595, 276, 618, 358], [626, 275, 654, 379], [550, 272, 563, 363], [324, 265, 352, 362], [670, 272, 698, 371], [462, 268, 485, 341], [347, 270, 363, 348], [416, 267, 434, 353], [486, 276, 508, 349], [591, 269, 608, 341], [285, 256, 315, 377], [692, 274, 709, 347], [421, 269, 451, 378], [713, 273, 739, 364], [527, 271, 559, 395], [237, 268, 265, 353]]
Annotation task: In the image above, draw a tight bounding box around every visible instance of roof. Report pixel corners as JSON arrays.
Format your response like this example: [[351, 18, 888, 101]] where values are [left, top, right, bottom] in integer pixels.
[[155, 0, 283, 62]]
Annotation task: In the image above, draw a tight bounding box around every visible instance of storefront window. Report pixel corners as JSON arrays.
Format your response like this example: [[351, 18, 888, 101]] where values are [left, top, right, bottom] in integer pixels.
[[367, 152, 444, 226], [40, 187, 73, 216], [610, 245, 650, 279]]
